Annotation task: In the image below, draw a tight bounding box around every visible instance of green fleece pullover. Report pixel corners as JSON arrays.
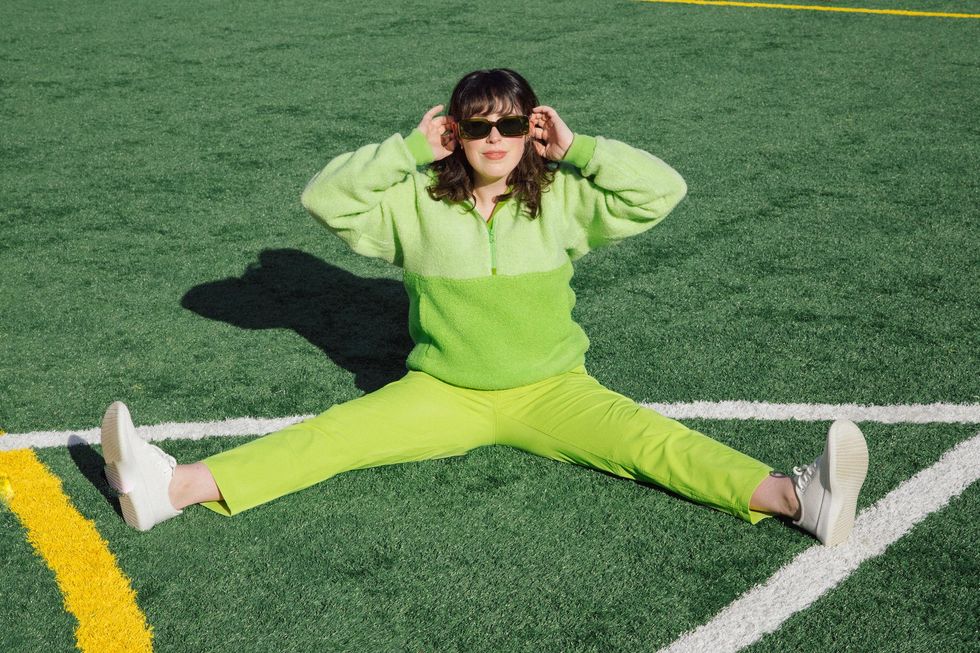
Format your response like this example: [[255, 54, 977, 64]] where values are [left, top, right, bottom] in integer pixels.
[[301, 129, 687, 390]]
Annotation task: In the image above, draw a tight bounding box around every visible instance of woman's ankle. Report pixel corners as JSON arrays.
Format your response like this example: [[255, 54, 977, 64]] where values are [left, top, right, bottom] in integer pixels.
[[750, 473, 800, 518], [169, 462, 221, 510]]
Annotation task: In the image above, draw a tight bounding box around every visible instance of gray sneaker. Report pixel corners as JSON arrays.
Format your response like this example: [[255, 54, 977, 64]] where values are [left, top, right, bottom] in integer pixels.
[[101, 402, 182, 531], [792, 419, 869, 546]]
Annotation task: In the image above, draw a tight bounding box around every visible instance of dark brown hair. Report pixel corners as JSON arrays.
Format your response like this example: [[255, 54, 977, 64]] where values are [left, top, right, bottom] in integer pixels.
[[427, 69, 555, 219]]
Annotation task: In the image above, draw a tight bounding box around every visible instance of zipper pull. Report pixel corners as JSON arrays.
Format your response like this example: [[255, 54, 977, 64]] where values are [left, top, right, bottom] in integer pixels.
[[489, 229, 497, 275]]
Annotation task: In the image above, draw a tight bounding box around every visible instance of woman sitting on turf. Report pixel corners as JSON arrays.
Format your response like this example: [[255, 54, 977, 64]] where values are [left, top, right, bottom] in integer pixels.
[[100, 68, 868, 545]]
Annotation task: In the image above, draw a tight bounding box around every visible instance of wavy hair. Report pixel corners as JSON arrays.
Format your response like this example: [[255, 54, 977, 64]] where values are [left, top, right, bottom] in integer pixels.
[[427, 69, 555, 220]]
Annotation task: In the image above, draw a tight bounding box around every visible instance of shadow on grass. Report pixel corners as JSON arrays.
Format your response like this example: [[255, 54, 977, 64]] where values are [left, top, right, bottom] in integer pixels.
[[67, 435, 124, 519], [181, 248, 413, 393]]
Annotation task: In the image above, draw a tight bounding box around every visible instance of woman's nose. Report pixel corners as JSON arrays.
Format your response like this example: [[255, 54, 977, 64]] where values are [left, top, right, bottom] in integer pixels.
[[486, 127, 502, 142]]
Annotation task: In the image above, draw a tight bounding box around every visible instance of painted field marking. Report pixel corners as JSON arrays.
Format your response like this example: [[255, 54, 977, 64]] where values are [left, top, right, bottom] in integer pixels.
[[2, 401, 979, 451], [2, 400, 976, 653], [0, 449, 154, 653], [638, 0, 980, 19], [658, 429, 980, 653]]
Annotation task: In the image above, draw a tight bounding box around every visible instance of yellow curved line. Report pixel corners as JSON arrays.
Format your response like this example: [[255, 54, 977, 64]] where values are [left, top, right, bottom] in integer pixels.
[[637, 0, 980, 19], [0, 449, 153, 652]]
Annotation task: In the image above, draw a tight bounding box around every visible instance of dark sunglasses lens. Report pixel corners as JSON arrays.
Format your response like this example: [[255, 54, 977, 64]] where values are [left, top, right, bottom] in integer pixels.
[[497, 116, 529, 136], [459, 120, 491, 139]]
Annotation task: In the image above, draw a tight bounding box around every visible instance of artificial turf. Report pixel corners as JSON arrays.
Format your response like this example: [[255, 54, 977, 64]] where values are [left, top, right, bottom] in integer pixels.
[[1, 0, 978, 650], [2, 421, 975, 651]]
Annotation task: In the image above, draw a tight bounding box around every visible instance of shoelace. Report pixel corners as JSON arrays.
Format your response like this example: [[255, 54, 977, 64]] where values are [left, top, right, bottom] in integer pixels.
[[793, 460, 817, 492], [149, 443, 177, 471]]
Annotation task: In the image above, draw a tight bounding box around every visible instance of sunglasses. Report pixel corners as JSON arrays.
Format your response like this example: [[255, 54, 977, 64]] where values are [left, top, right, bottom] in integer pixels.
[[455, 115, 530, 140]]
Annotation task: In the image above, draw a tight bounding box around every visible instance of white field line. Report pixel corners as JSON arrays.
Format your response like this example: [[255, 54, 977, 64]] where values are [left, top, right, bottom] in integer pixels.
[[0, 415, 317, 451], [658, 429, 980, 653], [2, 401, 979, 451], [3, 401, 978, 650]]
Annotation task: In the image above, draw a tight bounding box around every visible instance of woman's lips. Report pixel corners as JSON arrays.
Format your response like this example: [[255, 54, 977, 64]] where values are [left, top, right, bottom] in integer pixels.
[[483, 151, 507, 160]]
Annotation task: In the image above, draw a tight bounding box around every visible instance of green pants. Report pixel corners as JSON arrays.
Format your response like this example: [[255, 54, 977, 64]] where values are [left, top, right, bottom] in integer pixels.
[[201, 366, 773, 522]]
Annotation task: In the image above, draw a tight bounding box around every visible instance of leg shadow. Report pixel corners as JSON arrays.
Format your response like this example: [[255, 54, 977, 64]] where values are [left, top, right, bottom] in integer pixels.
[[181, 248, 414, 393], [67, 435, 123, 519]]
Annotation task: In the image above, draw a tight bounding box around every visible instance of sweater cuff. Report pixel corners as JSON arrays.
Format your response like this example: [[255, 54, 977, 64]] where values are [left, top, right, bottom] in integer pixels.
[[561, 134, 597, 169], [405, 128, 435, 165]]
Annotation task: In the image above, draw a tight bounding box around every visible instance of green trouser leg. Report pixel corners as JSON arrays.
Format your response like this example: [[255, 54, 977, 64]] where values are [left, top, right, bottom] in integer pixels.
[[201, 370, 497, 515], [201, 366, 772, 522], [491, 367, 773, 523]]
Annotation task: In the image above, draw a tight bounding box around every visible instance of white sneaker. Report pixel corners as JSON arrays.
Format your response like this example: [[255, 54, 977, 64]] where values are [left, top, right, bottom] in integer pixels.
[[101, 402, 182, 531], [792, 419, 869, 546]]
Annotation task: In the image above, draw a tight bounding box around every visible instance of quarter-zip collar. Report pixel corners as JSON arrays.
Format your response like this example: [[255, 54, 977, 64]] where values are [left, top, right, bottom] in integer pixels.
[[465, 188, 512, 276], [465, 184, 515, 217]]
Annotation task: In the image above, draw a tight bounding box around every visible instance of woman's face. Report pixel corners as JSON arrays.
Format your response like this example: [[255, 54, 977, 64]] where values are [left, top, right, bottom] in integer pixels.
[[458, 108, 527, 187]]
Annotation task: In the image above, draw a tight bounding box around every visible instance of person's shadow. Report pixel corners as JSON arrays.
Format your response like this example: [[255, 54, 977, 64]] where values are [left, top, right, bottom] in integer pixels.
[[181, 248, 413, 393], [69, 249, 410, 514]]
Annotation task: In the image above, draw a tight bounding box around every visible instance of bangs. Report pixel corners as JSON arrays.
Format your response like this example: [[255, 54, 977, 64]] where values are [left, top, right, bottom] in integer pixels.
[[451, 71, 533, 119], [457, 93, 520, 119]]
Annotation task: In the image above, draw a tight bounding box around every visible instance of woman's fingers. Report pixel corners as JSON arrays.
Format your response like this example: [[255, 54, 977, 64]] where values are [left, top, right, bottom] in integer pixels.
[[424, 104, 444, 120], [531, 108, 557, 131], [534, 106, 567, 131], [418, 104, 446, 130]]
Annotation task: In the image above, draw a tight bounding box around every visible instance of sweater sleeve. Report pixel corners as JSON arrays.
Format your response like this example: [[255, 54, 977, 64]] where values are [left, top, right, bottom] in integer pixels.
[[557, 134, 687, 261], [300, 129, 434, 266]]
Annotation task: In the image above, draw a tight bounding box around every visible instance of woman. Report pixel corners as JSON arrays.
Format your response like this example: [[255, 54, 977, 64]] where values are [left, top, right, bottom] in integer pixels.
[[101, 69, 868, 546]]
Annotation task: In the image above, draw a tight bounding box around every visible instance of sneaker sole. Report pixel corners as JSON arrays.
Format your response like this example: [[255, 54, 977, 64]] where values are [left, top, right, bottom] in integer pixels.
[[102, 402, 132, 492], [822, 419, 869, 546], [101, 402, 153, 531]]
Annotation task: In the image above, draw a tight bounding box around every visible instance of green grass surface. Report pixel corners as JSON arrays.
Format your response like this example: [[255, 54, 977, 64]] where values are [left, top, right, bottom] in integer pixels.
[[2, 0, 978, 431], [748, 486, 980, 653], [1, 0, 978, 651], [3, 422, 976, 651]]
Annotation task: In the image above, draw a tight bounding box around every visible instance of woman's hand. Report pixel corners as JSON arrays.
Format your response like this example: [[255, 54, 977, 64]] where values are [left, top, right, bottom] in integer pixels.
[[529, 106, 574, 161], [417, 104, 457, 161]]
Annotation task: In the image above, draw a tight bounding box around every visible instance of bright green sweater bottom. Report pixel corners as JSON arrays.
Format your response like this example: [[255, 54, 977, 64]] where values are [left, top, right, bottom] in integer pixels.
[[403, 261, 589, 390]]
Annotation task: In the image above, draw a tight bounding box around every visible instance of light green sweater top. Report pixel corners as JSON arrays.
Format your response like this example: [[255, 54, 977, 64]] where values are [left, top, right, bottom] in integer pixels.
[[301, 128, 687, 389]]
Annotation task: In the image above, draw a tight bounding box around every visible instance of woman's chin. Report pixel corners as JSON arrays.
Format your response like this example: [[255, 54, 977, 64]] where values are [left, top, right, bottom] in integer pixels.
[[472, 169, 510, 187], [476, 162, 519, 182]]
